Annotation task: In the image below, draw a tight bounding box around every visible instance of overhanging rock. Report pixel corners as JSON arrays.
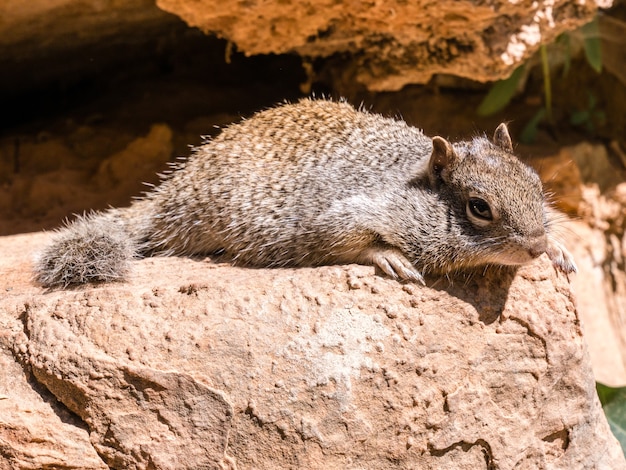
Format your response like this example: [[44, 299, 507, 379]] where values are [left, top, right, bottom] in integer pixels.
[[156, 0, 613, 90]]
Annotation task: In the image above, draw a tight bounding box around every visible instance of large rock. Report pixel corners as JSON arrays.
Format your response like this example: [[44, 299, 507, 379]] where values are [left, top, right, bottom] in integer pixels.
[[0, 0, 179, 61], [535, 141, 626, 386], [0, 0, 612, 92], [0, 232, 623, 469], [156, 0, 612, 90]]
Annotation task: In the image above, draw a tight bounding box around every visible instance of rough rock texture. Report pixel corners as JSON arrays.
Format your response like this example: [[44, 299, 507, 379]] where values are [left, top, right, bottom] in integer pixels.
[[0, 234, 108, 470], [566, 216, 626, 385], [0, 0, 180, 62], [561, 143, 626, 386], [156, 0, 612, 90], [0, 124, 175, 236], [0, 0, 613, 93], [0, 347, 108, 470], [529, 141, 626, 386], [1, 232, 624, 469]]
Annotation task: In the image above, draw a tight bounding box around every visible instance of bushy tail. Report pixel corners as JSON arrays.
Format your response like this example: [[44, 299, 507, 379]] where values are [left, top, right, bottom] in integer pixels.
[[34, 211, 138, 288]]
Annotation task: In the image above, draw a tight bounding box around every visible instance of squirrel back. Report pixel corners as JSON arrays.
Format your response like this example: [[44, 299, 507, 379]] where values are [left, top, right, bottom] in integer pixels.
[[34, 98, 576, 287]]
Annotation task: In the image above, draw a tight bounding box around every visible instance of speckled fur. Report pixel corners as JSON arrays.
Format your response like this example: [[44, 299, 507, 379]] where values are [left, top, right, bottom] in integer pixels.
[[34, 98, 576, 287]]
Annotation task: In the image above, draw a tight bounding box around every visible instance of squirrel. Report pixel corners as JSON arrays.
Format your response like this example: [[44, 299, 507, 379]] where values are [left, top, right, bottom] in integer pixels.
[[34, 98, 576, 288]]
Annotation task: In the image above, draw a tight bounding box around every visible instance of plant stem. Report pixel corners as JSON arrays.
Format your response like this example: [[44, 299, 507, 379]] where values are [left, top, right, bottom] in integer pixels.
[[540, 44, 553, 123]]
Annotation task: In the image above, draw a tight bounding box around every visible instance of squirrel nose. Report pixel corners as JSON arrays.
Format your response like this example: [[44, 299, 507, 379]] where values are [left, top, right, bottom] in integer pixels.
[[527, 235, 548, 259]]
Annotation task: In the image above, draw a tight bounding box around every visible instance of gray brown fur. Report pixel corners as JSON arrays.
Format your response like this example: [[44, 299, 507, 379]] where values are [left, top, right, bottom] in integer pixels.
[[34, 98, 576, 287]]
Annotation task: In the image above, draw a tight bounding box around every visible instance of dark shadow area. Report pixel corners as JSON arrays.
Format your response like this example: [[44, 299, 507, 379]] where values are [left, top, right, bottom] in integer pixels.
[[425, 265, 519, 325], [0, 19, 306, 137]]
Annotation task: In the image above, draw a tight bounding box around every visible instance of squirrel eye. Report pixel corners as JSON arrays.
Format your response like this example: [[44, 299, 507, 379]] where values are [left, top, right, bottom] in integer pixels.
[[467, 197, 493, 221]]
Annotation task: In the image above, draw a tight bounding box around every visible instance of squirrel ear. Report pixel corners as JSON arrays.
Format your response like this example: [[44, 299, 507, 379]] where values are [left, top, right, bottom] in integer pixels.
[[493, 123, 513, 152], [428, 136, 458, 186]]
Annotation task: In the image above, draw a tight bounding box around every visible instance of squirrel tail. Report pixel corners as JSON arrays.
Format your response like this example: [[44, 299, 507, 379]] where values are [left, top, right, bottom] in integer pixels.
[[34, 211, 138, 288]]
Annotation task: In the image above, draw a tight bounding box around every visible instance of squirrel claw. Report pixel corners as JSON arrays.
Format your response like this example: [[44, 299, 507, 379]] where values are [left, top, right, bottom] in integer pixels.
[[546, 239, 577, 275], [366, 248, 425, 284]]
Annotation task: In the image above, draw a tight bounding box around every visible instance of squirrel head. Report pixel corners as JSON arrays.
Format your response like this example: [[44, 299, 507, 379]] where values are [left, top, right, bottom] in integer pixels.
[[426, 123, 549, 268]]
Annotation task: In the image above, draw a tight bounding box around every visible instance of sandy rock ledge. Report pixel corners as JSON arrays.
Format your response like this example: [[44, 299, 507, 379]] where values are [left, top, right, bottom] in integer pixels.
[[0, 232, 624, 469], [156, 0, 611, 90]]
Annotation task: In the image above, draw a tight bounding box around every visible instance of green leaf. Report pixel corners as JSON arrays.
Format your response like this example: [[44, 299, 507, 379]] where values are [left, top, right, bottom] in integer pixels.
[[597, 383, 626, 456], [597, 383, 620, 405], [557, 33, 572, 77], [477, 65, 526, 116], [570, 110, 590, 126], [581, 17, 602, 73], [520, 108, 546, 144], [587, 92, 597, 110]]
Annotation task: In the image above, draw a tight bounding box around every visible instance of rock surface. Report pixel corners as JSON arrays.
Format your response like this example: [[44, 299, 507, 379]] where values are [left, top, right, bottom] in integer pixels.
[[0, 0, 613, 93], [532, 141, 626, 386], [1, 232, 624, 469], [155, 0, 612, 90], [0, 0, 180, 62]]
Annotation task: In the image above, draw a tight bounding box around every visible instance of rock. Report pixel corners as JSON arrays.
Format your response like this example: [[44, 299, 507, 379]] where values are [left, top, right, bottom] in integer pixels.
[[531, 147, 584, 215], [155, 0, 611, 90], [0, 0, 612, 93], [0, 232, 624, 469], [565, 218, 626, 386], [543, 141, 626, 386], [96, 123, 173, 204], [567, 142, 625, 193], [0, 234, 108, 469], [0, 124, 173, 235], [0, 346, 108, 470], [563, 180, 626, 386], [0, 0, 180, 63]]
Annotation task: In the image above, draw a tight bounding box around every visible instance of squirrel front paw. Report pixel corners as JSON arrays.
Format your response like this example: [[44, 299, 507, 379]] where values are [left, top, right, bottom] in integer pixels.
[[546, 238, 577, 274], [363, 247, 425, 284]]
